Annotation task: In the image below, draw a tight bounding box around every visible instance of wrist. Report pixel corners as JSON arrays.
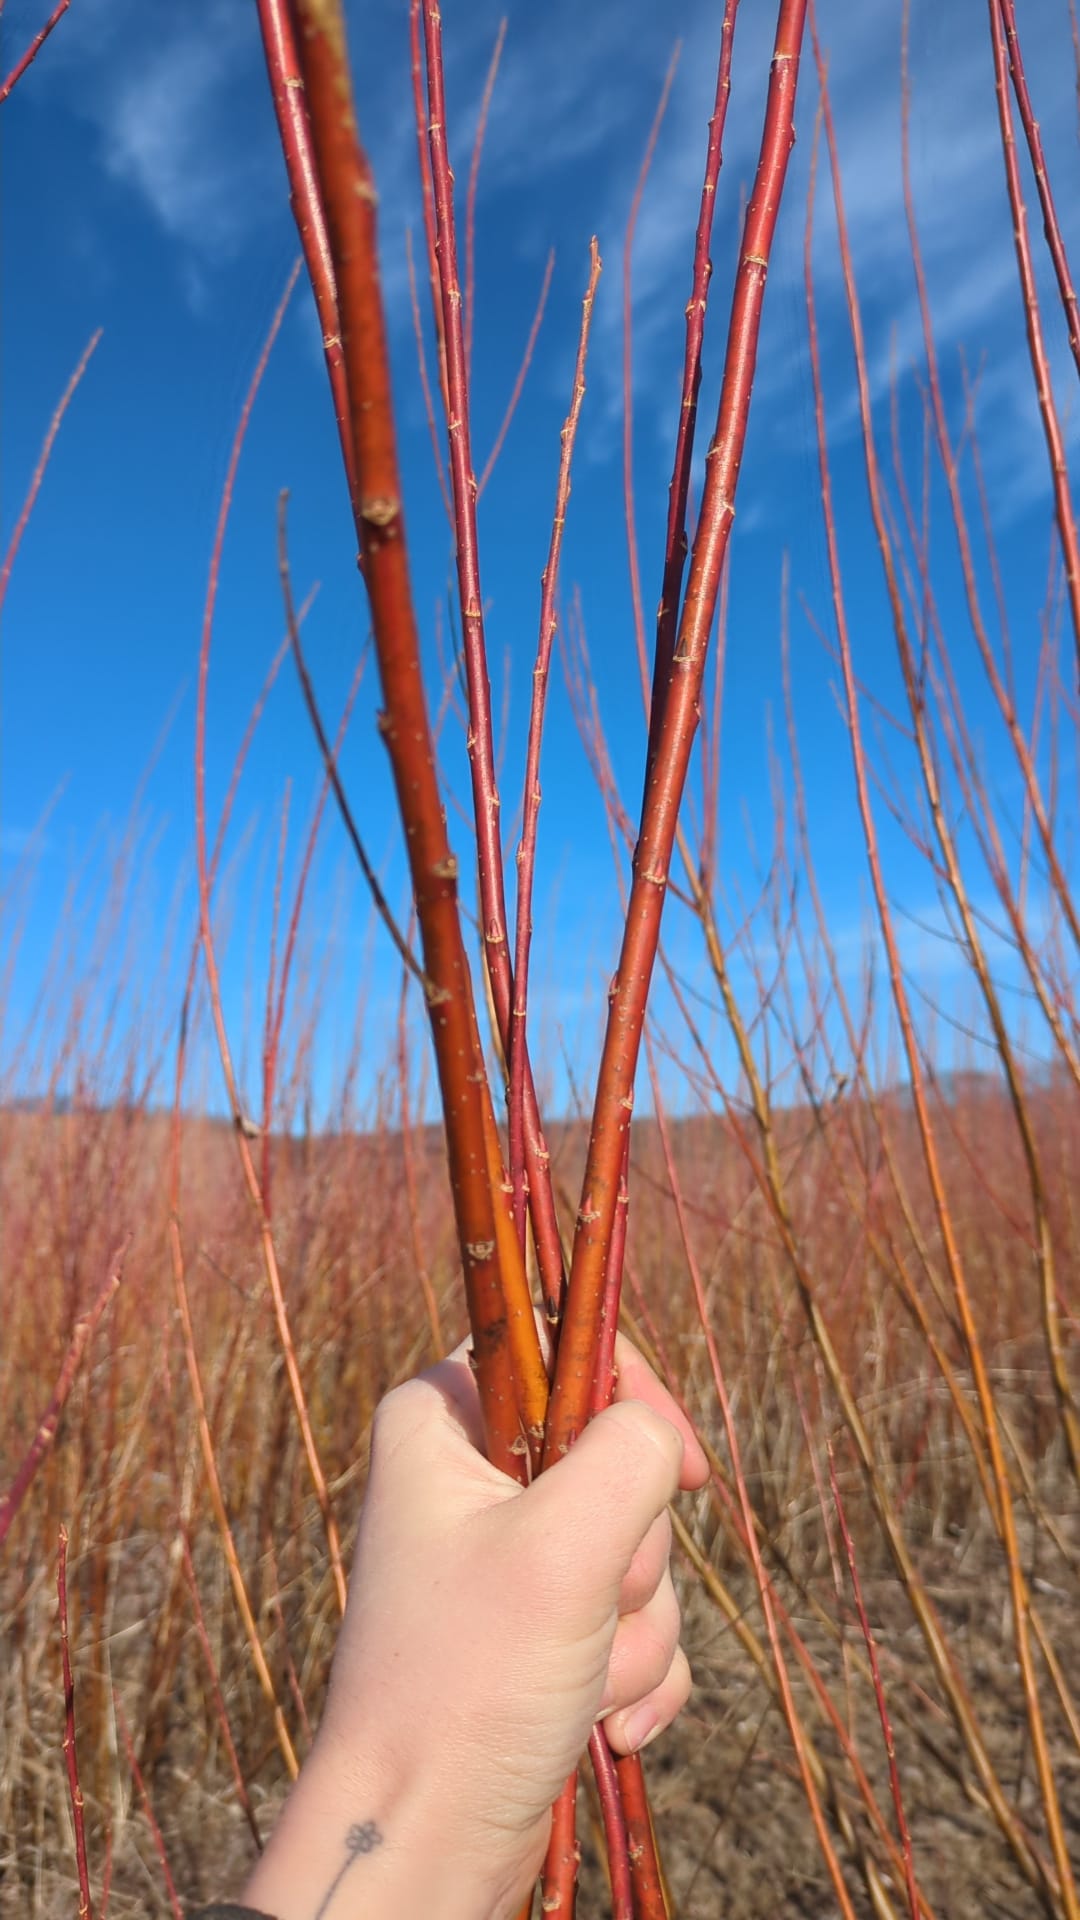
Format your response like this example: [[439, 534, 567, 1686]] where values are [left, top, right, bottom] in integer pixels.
[[238, 1728, 527, 1920]]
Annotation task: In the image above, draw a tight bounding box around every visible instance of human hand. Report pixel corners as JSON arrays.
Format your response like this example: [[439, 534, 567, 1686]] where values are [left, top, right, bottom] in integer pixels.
[[241, 1330, 709, 1920]]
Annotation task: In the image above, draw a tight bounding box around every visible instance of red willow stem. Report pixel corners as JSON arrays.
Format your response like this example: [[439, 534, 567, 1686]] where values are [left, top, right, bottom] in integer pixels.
[[404, 226, 453, 523], [464, 16, 507, 380], [510, 239, 602, 1252], [255, 0, 356, 504], [583, 1151, 667, 1920], [418, 0, 566, 1322], [624, 46, 682, 715], [544, 0, 810, 1468], [612, 1751, 668, 1920], [995, 0, 1080, 384], [589, 1728, 634, 1920], [986, 0, 1080, 678], [115, 1698, 183, 1920], [419, 0, 516, 1019], [0, 330, 100, 615], [409, 0, 448, 416], [1, 1244, 123, 1548], [58, 1526, 95, 1920], [645, 1, 740, 787], [0, 0, 70, 102], [540, 1780, 579, 1916], [282, 0, 541, 1476]]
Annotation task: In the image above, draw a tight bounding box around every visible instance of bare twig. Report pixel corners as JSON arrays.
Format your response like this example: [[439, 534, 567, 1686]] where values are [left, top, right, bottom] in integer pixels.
[[545, 0, 810, 1468], [509, 239, 601, 1254], [0, 0, 71, 103], [1, 1246, 123, 1549], [0, 331, 100, 614], [58, 1525, 95, 1920]]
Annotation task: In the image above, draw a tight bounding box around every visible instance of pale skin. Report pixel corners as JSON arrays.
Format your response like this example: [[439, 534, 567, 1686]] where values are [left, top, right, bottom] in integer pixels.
[[239, 1330, 710, 1920]]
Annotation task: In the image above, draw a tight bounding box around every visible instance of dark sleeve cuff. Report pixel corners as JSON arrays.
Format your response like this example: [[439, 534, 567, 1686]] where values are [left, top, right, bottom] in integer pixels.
[[187, 1907, 278, 1919]]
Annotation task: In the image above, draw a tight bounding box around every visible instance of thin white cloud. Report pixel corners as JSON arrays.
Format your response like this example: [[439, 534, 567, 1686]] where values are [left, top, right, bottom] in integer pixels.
[[101, 15, 260, 256], [34, 0, 280, 270]]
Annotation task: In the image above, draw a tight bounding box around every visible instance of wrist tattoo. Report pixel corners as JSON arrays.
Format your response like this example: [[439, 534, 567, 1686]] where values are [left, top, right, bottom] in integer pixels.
[[313, 1820, 384, 1919]]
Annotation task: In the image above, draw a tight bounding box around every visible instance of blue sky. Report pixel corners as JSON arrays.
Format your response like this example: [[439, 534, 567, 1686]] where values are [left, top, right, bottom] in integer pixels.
[[2, 0, 1078, 1123]]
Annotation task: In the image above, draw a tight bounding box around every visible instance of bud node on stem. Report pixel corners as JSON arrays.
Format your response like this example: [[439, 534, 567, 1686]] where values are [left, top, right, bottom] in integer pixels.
[[360, 493, 399, 527]]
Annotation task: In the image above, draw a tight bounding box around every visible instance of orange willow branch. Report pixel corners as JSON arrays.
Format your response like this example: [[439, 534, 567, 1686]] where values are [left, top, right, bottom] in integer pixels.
[[58, 1526, 94, 1920], [544, 0, 809, 1466], [0, 330, 100, 614], [283, 0, 543, 1476], [417, 0, 566, 1325], [0, 0, 70, 102], [987, 0, 1080, 677], [510, 239, 601, 1258], [0, 1244, 123, 1549]]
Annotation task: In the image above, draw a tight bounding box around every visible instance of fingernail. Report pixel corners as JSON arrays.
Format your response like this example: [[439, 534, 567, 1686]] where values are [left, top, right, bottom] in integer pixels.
[[621, 1704, 661, 1753]]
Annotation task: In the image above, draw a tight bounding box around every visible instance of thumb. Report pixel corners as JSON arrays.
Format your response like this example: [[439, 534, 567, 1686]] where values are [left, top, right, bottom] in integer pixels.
[[523, 1400, 684, 1616]]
